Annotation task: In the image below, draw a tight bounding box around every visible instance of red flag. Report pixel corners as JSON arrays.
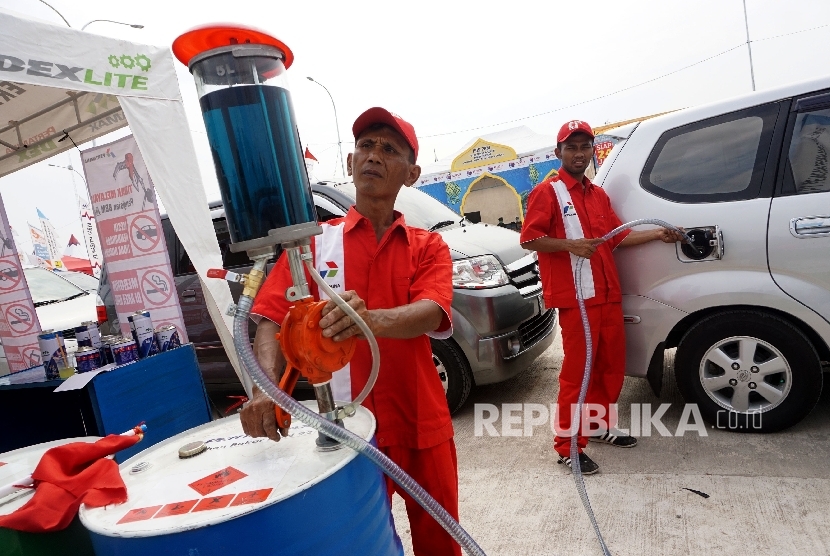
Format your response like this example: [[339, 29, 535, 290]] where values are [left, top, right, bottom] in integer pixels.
[[304, 147, 318, 162], [0, 434, 141, 532]]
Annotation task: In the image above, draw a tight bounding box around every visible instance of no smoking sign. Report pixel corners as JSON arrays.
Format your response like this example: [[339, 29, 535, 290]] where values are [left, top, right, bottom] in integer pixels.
[[140, 269, 174, 307], [5, 303, 35, 335]]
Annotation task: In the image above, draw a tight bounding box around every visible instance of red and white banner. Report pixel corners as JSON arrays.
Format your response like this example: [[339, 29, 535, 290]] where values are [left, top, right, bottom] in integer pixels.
[[78, 197, 103, 278], [0, 195, 42, 371], [81, 136, 187, 342]]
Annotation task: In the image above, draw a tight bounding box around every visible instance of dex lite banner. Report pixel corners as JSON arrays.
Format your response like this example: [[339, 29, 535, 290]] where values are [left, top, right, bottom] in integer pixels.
[[81, 135, 187, 342]]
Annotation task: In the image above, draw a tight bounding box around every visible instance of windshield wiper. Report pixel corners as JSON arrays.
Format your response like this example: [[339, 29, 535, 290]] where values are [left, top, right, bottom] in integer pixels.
[[428, 220, 455, 232]]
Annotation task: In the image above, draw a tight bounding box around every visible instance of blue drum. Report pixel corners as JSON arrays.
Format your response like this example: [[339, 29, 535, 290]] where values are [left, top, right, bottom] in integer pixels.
[[0, 437, 100, 556], [80, 403, 403, 556]]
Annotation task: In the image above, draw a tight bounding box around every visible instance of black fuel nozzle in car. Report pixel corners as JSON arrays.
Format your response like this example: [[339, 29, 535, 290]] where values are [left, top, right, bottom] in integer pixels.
[[681, 228, 716, 260]]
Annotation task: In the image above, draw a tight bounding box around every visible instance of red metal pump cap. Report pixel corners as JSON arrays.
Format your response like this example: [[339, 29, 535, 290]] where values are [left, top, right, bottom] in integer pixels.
[[172, 24, 294, 69]]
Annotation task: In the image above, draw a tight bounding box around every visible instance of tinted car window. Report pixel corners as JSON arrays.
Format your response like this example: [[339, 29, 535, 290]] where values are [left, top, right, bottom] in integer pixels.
[[641, 103, 779, 202], [214, 218, 252, 269], [786, 109, 830, 195]]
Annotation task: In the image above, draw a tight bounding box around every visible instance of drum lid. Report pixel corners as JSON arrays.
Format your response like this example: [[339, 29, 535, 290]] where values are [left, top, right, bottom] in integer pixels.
[[80, 401, 375, 537]]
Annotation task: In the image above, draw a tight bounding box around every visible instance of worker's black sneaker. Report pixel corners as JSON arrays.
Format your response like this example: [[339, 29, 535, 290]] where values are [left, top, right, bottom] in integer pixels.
[[589, 430, 638, 447], [557, 452, 599, 475]]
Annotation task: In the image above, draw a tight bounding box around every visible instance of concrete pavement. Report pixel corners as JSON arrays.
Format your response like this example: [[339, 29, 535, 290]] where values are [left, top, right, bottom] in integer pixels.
[[392, 329, 830, 555]]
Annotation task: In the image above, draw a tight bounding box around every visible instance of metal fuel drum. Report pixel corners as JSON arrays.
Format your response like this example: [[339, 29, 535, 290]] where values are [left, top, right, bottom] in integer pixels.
[[110, 337, 139, 366], [75, 346, 101, 373], [38, 331, 65, 380], [75, 321, 102, 348], [131, 311, 159, 359], [155, 325, 181, 352]]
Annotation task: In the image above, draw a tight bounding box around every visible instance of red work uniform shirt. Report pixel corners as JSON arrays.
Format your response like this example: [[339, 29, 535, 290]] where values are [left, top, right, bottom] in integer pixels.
[[252, 207, 455, 450], [519, 169, 630, 309]]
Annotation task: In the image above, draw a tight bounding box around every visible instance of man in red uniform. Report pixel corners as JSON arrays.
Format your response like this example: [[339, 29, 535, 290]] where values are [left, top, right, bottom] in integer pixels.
[[520, 120, 683, 475], [240, 107, 461, 556]]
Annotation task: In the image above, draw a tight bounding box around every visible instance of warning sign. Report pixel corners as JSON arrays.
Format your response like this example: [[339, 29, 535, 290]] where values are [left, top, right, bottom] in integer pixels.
[[192, 494, 234, 512], [117, 505, 162, 524], [129, 214, 161, 254], [154, 500, 199, 518], [0, 260, 21, 291], [188, 466, 247, 496], [5, 303, 35, 335], [140, 268, 174, 306], [231, 489, 273, 506], [21, 346, 40, 368], [82, 136, 187, 343]]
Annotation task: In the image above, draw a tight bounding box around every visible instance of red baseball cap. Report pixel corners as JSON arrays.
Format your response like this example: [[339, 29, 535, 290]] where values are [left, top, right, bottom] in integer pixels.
[[352, 107, 419, 160], [557, 120, 595, 143]]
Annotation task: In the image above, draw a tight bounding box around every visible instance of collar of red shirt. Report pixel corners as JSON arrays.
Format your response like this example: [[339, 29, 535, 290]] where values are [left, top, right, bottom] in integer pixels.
[[343, 205, 410, 244], [556, 168, 595, 193]]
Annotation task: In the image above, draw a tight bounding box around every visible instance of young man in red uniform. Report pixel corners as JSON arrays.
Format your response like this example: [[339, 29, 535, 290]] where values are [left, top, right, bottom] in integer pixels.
[[520, 120, 683, 475], [240, 107, 461, 556]]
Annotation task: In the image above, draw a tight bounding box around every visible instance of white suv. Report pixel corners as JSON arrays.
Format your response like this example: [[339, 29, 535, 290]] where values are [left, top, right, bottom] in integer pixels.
[[596, 76, 830, 432]]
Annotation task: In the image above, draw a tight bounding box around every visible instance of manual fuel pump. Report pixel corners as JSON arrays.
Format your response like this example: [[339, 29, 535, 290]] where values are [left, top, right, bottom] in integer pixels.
[[173, 25, 360, 449]]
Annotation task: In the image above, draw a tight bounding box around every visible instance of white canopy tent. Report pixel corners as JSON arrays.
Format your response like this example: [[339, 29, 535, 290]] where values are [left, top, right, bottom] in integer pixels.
[[0, 8, 243, 384]]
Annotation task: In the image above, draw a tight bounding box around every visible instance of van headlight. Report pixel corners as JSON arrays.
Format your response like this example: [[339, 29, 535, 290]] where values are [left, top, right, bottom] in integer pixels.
[[452, 255, 509, 289]]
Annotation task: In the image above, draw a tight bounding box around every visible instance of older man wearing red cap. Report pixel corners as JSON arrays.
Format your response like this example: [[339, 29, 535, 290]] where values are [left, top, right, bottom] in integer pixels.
[[520, 120, 683, 475], [241, 108, 461, 555]]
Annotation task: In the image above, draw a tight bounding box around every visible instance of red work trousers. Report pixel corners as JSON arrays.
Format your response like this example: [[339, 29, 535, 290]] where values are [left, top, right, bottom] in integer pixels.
[[554, 302, 626, 457], [382, 439, 462, 556]]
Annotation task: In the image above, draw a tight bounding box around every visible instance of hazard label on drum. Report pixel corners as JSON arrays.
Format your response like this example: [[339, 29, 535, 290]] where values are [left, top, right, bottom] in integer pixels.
[[230, 488, 273, 506], [188, 466, 247, 496], [192, 494, 234, 512], [154, 500, 199, 518], [117, 505, 162, 524]]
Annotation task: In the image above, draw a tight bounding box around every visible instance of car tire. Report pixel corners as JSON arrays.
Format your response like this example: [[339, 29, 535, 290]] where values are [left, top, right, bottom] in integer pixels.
[[675, 310, 822, 433], [431, 339, 473, 415]]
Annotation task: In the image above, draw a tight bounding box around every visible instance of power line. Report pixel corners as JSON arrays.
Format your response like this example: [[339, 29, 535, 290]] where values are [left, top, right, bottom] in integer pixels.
[[419, 44, 745, 139], [751, 22, 830, 43], [420, 21, 830, 139]]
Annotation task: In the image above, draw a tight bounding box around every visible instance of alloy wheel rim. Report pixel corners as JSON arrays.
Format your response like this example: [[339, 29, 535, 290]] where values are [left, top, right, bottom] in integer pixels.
[[698, 335, 792, 414]]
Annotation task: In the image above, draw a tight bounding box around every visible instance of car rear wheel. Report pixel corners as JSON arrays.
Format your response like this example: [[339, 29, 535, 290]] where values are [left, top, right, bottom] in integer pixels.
[[675, 310, 822, 432], [431, 339, 473, 415]]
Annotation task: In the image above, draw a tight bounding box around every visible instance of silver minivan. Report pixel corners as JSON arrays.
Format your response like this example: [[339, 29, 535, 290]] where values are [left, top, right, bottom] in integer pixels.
[[596, 76, 830, 432]]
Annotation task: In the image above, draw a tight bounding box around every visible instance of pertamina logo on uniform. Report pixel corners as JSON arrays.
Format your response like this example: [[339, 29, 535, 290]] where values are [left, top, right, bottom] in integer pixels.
[[563, 201, 577, 217], [320, 261, 339, 279]]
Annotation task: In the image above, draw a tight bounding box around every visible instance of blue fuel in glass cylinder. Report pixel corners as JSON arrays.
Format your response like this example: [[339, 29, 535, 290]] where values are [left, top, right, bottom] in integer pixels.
[[199, 84, 316, 245]]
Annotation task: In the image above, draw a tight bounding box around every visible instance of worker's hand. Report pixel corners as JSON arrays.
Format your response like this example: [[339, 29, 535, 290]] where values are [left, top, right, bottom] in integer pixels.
[[569, 238, 604, 258], [319, 290, 372, 341], [240, 388, 290, 442], [655, 227, 686, 243]]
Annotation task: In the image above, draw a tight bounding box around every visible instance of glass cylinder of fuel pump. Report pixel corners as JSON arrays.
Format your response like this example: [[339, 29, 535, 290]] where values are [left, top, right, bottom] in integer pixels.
[[189, 45, 316, 249]]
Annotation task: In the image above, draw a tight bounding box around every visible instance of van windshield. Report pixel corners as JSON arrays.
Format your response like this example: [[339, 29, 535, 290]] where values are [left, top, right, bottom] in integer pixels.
[[333, 182, 463, 231]]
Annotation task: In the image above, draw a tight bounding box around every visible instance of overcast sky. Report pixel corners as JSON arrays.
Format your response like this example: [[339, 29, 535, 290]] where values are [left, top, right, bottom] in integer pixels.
[[2, 0, 830, 258]]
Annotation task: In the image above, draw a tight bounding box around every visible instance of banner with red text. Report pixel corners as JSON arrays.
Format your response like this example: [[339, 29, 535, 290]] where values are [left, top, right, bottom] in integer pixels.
[[81, 135, 187, 342], [0, 195, 42, 371], [79, 197, 103, 278]]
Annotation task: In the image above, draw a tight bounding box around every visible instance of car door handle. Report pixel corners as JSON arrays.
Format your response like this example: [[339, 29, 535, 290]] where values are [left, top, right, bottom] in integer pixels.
[[182, 289, 196, 298], [790, 216, 830, 238]]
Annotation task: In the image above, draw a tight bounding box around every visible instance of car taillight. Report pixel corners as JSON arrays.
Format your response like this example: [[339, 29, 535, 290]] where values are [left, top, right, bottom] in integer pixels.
[[96, 304, 108, 324]]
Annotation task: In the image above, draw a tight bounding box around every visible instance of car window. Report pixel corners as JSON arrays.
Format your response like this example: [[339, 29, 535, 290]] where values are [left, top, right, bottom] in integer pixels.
[[59, 271, 99, 291], [641, 103, 779, 202], [785, 108, 830, 195], [214, 218, 253, 269], [331, 181, 462, 230], [23, 267, 86, 305]]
